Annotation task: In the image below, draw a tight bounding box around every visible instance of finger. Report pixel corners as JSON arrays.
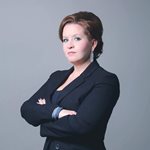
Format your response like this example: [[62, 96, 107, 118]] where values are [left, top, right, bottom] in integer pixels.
[[38, 98, 42, 102], [66, 111, 77, 115], [37, 99, 45, 105], [37, 101, 41, 105], [39, 99, 43, 104], [70, 112, 77, 115], [37, 101, 43, 105], [37, 99, 41, 104], [42, 99, 46, 104]]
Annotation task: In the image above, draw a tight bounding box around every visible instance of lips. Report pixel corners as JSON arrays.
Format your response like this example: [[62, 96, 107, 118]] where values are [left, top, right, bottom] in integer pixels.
[[67, 51, 76, 55]]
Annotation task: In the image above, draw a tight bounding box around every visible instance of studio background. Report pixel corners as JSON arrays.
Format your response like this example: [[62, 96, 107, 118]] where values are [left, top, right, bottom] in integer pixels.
[[0, 0, 149, 150]]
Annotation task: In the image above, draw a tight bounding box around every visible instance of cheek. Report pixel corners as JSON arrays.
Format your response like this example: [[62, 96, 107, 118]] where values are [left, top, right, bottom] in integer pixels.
[[62, 44, 67, 53], [62, 43, 65, 49], [79, 42, 92, 53]]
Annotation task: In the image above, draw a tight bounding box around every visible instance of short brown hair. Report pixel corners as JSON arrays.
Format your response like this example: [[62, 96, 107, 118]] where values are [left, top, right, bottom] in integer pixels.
[[59, 11, 103, 60]]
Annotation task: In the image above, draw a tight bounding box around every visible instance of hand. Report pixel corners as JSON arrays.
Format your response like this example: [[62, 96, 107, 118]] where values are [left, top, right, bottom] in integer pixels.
[[58, 109, 77, 118], [37, 98, 46, 105]]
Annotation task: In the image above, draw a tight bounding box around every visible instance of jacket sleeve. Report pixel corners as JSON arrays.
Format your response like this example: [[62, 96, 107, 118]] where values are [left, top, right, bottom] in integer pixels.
[[20, 72, 58, 127], [40, 74, 120, 138]]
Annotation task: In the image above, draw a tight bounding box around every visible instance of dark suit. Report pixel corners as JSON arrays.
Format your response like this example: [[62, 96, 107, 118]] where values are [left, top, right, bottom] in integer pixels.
[[21, 60, 120, 150]]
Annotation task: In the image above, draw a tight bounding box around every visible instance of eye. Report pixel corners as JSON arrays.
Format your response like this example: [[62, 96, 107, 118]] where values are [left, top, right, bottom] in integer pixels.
[[62, 38, 68, 43], [74, 37, 81, 41]]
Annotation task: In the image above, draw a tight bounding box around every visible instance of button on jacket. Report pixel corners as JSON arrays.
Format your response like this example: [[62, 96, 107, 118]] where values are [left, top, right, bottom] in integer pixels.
[[21, 60, 120, 150]]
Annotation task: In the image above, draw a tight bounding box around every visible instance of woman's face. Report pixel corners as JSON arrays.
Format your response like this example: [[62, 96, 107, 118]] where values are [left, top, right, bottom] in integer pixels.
[[62, 23, 97, 65]]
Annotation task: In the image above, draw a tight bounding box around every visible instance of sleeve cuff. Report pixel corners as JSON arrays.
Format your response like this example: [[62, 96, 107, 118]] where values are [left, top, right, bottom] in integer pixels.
[[52, 107, 63, 120]]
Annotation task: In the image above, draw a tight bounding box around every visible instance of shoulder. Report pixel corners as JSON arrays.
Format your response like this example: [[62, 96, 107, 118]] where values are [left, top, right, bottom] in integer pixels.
[[93, 65, 120, 86], [50, 70, 66, 77], [93, 65, 120, 99], [48, 68, 71, 80]]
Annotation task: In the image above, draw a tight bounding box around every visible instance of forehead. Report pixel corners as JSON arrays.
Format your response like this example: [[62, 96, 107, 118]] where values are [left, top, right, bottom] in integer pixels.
[[63, 23, 85, 36]]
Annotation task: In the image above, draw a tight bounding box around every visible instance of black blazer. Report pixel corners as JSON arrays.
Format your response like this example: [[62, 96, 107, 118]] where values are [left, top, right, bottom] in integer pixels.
[[21, 61, 120, 150]]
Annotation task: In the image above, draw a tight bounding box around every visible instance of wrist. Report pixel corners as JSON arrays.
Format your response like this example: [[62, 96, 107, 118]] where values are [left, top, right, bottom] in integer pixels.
[[52, 107, 63, 120]]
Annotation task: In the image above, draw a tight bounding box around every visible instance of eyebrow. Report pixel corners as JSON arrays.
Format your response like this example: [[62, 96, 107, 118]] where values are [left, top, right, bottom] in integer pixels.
[[62, 34, 83, 38]]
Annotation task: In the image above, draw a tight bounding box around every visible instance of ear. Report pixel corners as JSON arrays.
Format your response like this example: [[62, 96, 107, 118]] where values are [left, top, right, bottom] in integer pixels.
[[91, 39, 98, 52]]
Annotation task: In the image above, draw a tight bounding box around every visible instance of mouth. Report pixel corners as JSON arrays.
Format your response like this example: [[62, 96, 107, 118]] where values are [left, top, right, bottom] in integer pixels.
[[67, 51, 76, 56]]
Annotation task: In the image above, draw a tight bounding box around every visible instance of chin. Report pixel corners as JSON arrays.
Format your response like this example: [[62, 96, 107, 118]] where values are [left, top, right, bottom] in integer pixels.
[[68, 59, 86, 66], [67, 59, 78, 65], [68, 60, 77, 65], [67, 57, 78, 63], [66, 57, 89, 65]]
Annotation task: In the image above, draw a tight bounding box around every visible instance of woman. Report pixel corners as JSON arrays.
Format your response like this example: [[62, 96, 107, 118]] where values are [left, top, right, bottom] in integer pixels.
[[21, 11, 120, 150]]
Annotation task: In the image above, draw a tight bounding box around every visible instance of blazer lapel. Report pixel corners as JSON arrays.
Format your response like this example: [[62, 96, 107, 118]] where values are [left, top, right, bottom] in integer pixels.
[[56, 75, 85, 104], [55, 60, 100, 105], [47, 66, 74, 98]]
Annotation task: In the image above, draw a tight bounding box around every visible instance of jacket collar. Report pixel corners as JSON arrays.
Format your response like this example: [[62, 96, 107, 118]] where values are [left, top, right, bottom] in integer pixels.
[[50, 60, 100, 105], [79, 60, 100, 79]]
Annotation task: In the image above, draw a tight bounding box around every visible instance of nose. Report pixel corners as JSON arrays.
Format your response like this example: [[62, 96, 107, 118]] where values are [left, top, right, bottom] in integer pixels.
[[67, 39, 74, 49]]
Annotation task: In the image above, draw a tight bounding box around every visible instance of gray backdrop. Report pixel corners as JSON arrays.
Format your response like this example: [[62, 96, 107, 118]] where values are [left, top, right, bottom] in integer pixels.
[[0, 0, 149, 150]]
